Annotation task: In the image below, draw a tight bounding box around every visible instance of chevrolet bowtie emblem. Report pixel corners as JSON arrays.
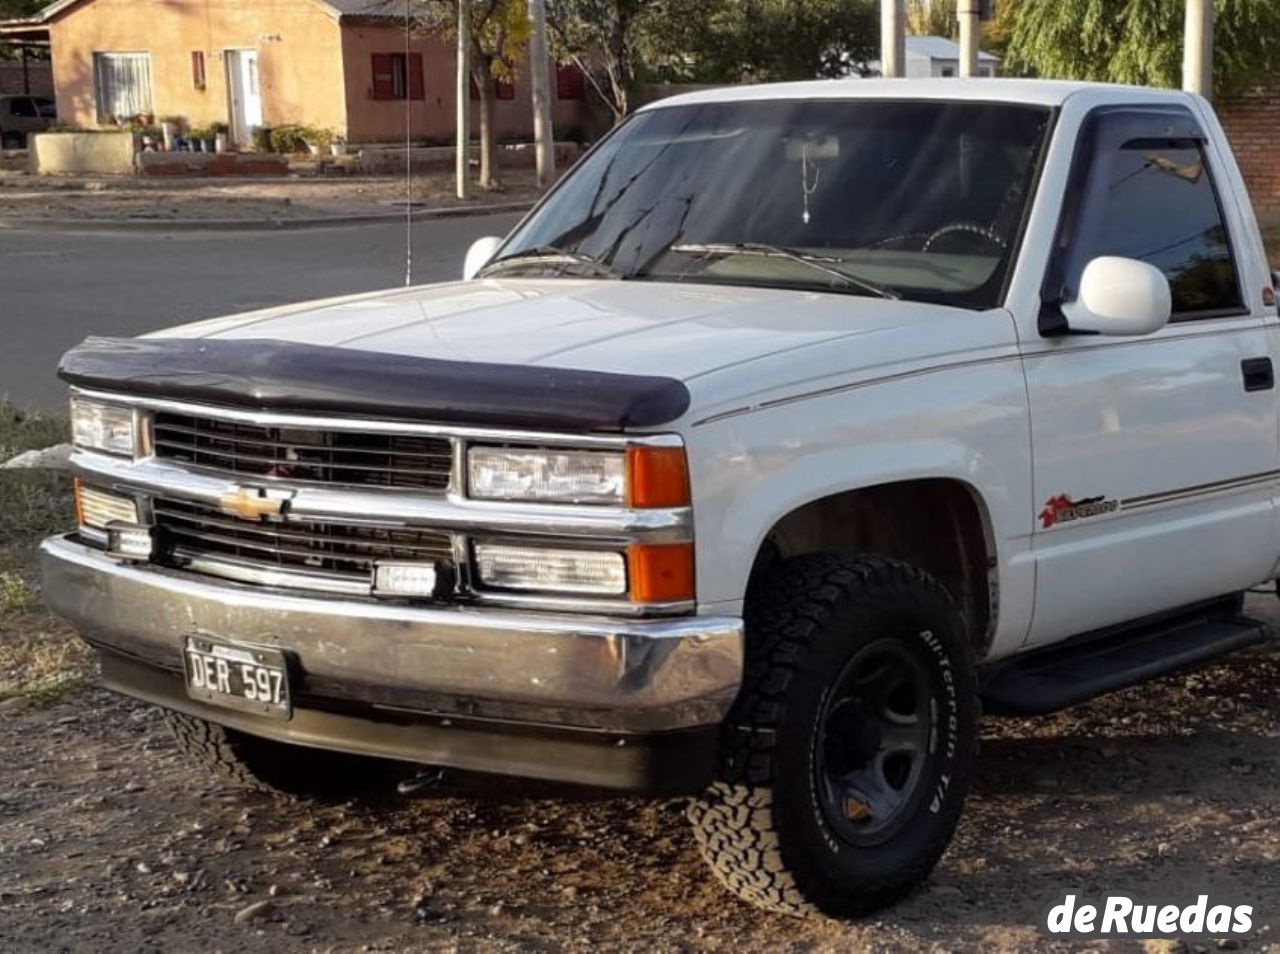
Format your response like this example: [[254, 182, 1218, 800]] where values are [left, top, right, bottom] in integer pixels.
[[219, 486, 292, 521]]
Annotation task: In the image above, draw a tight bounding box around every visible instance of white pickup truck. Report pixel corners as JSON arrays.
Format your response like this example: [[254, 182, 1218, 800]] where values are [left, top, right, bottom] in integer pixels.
[[41, 78, 1280, 918]]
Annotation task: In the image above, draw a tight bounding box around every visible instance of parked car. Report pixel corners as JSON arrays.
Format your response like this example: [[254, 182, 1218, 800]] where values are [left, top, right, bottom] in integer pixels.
[[0, 94, 55, 149], [42, 78, 1280, 918]]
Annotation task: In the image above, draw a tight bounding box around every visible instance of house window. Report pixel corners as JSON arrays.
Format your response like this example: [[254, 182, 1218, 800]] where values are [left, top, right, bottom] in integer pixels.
[[191, 51, 206, 90], [556, 64, 586, 100], [93, 52, 153, 121], [371, 52, 424, 101]]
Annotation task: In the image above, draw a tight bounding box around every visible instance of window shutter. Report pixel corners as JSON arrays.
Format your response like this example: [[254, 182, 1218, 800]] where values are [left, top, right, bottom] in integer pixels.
[[556, 64, 585, 101], [371, 53, 396, 100], [407, 53, 425, 100]]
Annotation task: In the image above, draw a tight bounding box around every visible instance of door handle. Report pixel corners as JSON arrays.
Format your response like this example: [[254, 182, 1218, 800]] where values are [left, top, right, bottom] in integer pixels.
[[1242, 357, 1275, 392]]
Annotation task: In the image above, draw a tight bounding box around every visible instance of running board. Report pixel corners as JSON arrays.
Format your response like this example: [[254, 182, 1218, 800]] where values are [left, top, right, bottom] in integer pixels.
[[980, 601, 1268, 716]]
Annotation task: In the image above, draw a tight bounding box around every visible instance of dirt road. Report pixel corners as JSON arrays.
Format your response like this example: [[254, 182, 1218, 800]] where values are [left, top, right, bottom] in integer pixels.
[[4, 597, 1280, 951]]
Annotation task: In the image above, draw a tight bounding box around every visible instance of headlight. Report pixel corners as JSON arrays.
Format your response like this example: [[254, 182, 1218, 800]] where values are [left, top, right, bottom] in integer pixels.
[[468, 447, 625, 504], [71, 397, 141, 457], [473, 542, 627, 595], [466, 444, 690, 508]]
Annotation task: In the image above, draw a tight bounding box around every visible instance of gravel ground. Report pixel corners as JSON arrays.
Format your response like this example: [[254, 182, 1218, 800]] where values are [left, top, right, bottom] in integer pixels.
[[3, 594, 1280, 952], [0, 169, 540, 223]]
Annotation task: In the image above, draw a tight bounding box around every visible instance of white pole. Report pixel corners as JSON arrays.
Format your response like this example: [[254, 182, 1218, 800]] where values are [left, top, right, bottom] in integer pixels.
[[528, 0, 555, 188], [1183, 0, 1213, 98], [958, 0, 980, 77], [880, 0, 905, 78], [456, 0, 472, 199]]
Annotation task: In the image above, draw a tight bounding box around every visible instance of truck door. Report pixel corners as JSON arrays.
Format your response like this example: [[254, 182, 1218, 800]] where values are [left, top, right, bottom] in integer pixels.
[[1022, 105, 1278, 646]]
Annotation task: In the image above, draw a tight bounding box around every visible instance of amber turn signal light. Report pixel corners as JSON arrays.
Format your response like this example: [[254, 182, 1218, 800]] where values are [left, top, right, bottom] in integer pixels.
[[626, 446, 690, 509], [628, 542, 695, 603]]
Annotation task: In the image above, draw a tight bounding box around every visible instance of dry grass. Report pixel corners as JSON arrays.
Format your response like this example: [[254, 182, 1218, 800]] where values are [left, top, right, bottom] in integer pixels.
[[0, 401, 88, 708]]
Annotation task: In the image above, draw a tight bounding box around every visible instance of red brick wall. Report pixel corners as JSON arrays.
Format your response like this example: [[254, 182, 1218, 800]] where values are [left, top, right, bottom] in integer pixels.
[[1218, 83, 1280, 222]]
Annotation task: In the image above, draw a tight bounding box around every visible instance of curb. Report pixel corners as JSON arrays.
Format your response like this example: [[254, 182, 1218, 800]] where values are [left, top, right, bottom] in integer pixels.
[[0, 200, 534, 233]]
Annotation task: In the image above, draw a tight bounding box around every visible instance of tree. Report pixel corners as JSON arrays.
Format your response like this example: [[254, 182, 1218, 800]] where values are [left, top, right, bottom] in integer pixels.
[[641, 0, 879, 86], [384, 0, 529, 190], [0, 0, 43, 17], [907, 0, 957, 38], [546, 0, 655, 123], [1004, 0, 1280, 97]]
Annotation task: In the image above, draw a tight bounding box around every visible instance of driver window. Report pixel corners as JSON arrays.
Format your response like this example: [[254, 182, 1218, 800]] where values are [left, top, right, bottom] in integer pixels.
[[1063, 130, 1242, 319]]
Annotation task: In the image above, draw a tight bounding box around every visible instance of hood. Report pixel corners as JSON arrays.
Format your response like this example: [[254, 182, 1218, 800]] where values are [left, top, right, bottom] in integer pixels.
[[152, 278, 963, 384]]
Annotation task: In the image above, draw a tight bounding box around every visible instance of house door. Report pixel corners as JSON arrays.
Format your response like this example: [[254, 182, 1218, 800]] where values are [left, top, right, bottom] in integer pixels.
[[226, 50, 262, 146]]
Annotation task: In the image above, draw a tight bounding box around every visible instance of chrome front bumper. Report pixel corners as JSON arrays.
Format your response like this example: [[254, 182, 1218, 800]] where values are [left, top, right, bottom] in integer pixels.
[[40, 535, 743, 734]]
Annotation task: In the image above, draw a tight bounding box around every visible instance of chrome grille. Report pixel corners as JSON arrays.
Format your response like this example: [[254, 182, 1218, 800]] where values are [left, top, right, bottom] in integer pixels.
[[153, 498, 454, 583], [151, 412, 453, 492]]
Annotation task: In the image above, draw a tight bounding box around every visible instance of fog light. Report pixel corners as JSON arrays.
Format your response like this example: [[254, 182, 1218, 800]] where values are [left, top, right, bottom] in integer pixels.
[[107, 523, 153, 561], [374, 561, 441, 599], [473, 543, 627, 595], [76, 481, 140, 531]]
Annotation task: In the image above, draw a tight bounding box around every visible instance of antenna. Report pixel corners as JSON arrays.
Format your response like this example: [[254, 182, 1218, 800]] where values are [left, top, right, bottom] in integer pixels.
[[403, 0, 413, 286]]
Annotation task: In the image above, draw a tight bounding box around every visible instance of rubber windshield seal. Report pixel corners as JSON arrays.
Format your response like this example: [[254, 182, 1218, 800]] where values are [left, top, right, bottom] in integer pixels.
[[58, 336, 692, 432]]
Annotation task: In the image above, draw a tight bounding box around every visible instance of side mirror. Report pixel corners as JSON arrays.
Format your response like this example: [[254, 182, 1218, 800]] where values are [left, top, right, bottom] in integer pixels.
[[1061, 256, 1171, 337], [463, 236, 504, 281]]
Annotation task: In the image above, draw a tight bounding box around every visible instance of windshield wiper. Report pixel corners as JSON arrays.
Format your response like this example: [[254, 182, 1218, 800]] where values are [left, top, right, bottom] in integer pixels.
[[478, 245, 622, 280], [669, 242, 899, 300]]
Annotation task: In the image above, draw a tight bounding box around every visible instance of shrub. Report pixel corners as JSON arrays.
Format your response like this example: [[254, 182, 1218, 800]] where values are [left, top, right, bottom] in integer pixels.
[[251, 125, 272, 152], [268, 124, 311, 154]]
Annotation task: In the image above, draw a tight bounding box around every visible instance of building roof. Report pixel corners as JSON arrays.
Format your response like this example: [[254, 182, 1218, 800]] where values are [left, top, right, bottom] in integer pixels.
[[316, 0, 402, 19], [640, 77, 1199, 113], [906, 35, 999, 63], [3, 0, 400, 26]]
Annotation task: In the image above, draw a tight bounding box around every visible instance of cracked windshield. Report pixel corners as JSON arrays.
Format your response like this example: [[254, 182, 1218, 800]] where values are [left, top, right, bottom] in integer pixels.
[[491, 99, 1052, 307]]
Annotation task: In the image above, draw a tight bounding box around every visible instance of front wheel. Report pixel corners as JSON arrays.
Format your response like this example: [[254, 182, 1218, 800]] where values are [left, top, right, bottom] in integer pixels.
[[688, 554, 979, 917]]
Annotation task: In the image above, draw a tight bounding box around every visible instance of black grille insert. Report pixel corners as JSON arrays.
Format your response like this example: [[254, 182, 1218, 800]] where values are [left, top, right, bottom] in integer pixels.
[[152, 412, 452, 492], [154, 498, 455, 581]]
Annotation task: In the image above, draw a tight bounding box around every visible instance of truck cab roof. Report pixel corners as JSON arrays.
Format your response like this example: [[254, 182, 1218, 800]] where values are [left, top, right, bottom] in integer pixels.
[[640, 77, 1203, 112]]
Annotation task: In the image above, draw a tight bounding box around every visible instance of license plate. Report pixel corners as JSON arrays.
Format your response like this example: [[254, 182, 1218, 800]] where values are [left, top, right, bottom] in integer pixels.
[[183, 635, 292, 720]]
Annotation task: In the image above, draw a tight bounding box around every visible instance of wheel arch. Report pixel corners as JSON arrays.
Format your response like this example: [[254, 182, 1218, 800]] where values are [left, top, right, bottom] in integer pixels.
[[743, 477, 998, 657]]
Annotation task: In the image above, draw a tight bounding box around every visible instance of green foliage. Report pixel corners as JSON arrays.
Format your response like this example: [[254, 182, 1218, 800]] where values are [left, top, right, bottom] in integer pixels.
[[0, 0, 43, 18], [907, 0, 957, 38], [1004, 0, 1280, 96], [251, 125, 273, 152], [640, 0, 878, 85], [0, 571, 32, 619], [547, 0, 656, 119], [268, 124, 311, 154]]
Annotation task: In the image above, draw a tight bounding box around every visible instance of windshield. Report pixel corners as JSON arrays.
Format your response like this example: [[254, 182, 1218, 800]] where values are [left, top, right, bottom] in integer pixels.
[[495, 99, 1052, 307]]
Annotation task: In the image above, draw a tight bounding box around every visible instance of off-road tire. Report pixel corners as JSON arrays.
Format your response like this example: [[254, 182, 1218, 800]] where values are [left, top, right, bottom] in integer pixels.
[[687, 554, 979, 917], [1, 131, 26, 150], [163, 709, 392, 799]]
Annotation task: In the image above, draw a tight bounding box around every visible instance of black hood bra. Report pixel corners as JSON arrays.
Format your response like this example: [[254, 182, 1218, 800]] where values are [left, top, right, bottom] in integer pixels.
[[58, 336, 692, 433]]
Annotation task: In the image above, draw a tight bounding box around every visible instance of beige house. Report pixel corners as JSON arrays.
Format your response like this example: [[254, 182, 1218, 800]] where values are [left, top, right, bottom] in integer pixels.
[[3, 0, 592, 146]]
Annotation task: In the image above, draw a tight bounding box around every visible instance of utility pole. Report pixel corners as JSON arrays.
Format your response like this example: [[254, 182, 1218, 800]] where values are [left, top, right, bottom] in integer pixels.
[[456, 0, 471, 199], [880, 0, 905, 78], [958, 0, 981, 77], [1183, 0, 1213, 99], [528, 0, 555, 188]]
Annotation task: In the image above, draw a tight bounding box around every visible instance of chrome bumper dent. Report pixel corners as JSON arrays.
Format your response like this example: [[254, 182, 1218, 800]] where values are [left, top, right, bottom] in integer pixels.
[[40, 535, 743, 733]]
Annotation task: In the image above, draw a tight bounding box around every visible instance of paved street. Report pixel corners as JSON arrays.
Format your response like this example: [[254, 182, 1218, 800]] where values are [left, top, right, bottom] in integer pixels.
[[0, 213, 522, 409]]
